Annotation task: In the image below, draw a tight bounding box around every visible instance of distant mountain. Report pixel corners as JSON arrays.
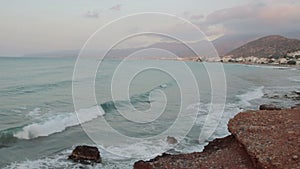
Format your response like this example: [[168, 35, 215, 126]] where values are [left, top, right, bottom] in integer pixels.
[[82, 41, 216, 59], [107, 34, 281, 58], [226, 35, 300, 58], [212, 34, 262, 56], [23, 34, 300, 59]]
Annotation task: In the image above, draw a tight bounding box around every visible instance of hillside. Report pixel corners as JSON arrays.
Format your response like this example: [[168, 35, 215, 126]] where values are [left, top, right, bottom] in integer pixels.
[[226, 35, 300, 58], [213, 34, 261, 56]]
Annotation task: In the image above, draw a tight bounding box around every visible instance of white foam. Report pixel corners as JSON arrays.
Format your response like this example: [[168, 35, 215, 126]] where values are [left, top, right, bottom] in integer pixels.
[[13, 106, 105, 139], [4, 157, 71, 169], [27, 108, 41, 117], [245, 64, 291, 70], [104, 139, 173, 160], [237, 86, 264, 106], [3, 149, 97, 169], [288, 76, 300, 83], [11, 109, 22, 113], [4, 140, 172, 169], [12, 107, 27, 113], [190, 103, 240, 141], [3, 147, 136, 169]]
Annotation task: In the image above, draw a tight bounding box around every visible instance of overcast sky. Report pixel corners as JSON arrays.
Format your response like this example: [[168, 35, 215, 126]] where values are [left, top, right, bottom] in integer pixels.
[[0, 0, 299, 56]]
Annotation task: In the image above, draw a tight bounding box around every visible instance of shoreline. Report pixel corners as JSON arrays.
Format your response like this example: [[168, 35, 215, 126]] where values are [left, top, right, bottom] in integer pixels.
[[134, 107, 300, 169], [223, 61, 300, 69]]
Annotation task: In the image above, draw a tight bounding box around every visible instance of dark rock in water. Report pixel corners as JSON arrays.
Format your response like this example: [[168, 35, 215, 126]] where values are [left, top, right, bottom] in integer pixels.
[[294, 91, 300, 95], [166, 136, 178, 144], [284, 91, 300, 100], [264, 91, 300, 100], [259, 104, 281, 110], [69, 145, 101, 164]]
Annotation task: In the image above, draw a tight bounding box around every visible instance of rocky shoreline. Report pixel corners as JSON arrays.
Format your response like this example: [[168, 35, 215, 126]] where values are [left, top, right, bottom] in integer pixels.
[[134, 107, 300, 169]]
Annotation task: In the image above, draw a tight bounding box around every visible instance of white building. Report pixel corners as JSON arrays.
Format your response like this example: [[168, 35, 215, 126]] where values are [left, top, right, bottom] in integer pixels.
[[278, 58, 288, 64]]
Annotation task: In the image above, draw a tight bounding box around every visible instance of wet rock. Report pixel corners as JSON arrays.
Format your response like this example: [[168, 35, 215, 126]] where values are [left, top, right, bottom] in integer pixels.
[[293, 91, 300, 95], [263, 91, 300, 100], [284, 91, 300, 100], [133, 160, 153, 169], [69, 145, 101, 164], [166, 136, 178, 144], [259, 104, 281, 110]]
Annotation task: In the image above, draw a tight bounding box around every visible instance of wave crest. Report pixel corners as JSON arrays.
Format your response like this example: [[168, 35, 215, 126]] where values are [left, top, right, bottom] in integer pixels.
[[13, 106, 104, 140]]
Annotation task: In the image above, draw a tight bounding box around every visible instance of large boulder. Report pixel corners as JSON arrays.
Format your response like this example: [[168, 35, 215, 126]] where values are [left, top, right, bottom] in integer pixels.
[[259, 104, 281, 110], [69, 145, 101, 164]]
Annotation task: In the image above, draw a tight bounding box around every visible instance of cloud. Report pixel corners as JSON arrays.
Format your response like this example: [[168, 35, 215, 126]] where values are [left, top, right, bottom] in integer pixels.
[[206, 2, 300, 25], [205, 5, 255, 24], [258, 4, 300, 22], [110, 4, 122, 11], [84, 10, 100, 18], [194, 1, 300, 37], [182, 11, 204, 21]]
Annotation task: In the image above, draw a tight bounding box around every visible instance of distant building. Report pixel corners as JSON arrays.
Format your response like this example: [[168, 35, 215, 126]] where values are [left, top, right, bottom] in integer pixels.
[[278, 58, 288, 64]]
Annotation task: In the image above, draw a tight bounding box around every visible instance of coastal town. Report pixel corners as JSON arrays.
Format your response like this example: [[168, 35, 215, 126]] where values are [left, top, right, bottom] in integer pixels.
[[204, 50, 300, 65], [173, 35, 300, 66], [175, 50, 300, 66]]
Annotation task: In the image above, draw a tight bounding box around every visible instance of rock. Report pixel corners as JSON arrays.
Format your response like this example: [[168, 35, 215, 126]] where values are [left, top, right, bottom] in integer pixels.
[[133, 135, 255, 169], [259, 104, 281, 110], [166, 136, 178, 144], [284, 91, 300, 100], [293, 91, 300, 95], [229, 109, 300, 169], [264, 91, 300, 100], [69, 145, 101, 164], [133, 160, 153, 169]]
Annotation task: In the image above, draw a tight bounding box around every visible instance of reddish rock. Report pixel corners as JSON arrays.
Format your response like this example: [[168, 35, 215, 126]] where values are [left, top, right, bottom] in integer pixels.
[[133, 160, 153, 169], [229, 109, 300, 169], [69, 145, 101, 164], [134, 135, 255, 169]]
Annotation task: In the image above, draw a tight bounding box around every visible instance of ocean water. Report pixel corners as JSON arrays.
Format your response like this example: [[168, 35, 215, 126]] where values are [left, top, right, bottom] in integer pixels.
[[0, 57, 299, 169]]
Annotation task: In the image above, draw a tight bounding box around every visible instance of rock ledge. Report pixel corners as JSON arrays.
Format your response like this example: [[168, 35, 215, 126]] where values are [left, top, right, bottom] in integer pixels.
[[134, 108, 300, 169]]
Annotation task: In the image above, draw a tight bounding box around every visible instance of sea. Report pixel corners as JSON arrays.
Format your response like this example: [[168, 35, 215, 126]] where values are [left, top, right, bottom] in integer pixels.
[[0, 57, 299, 169]]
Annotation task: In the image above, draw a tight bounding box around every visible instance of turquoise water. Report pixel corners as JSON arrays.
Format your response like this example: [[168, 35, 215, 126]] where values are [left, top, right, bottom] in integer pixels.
[[0, 57, 299, 168]]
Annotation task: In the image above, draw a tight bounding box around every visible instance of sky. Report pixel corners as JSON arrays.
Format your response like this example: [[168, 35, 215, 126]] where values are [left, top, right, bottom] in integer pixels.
[[0, 0, 300, 56]]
